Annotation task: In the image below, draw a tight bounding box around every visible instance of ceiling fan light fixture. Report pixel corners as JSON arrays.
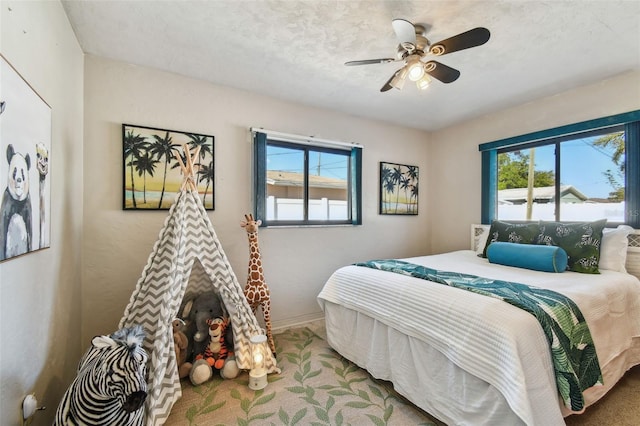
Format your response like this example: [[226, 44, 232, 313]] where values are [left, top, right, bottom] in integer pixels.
[[406, 57, 425, 81], [416, 74, 431, 90], [390, 66, 408, 90]]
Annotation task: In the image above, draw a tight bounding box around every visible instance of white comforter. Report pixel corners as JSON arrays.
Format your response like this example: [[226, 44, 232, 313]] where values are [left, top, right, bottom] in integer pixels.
[[317, 250, 640, 425]]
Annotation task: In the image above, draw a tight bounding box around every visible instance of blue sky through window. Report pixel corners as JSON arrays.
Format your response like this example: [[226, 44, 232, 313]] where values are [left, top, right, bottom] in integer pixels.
[[269, 134, 622, 199], [533, 135, 623, 198], [267, 145, 349, 180]]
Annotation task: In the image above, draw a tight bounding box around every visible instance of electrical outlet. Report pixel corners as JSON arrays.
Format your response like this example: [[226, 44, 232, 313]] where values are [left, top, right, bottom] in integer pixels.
[[22, 394, 37, 419]]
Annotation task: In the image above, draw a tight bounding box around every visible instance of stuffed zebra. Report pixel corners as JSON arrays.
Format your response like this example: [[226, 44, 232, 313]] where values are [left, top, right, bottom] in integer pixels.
[[54, 325, 148, 426]]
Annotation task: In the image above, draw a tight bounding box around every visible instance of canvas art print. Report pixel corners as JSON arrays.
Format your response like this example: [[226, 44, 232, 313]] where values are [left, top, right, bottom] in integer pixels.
[[123, 124, 215, 210], [379, 161, 419, 215], [0, 55, 52, 262]]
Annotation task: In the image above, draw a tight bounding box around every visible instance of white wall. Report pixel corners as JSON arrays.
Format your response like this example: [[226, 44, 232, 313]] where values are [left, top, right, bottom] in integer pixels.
[[427, 71, 640, 253], [0, 1, 84, 424], [82, 55, 431, 344]]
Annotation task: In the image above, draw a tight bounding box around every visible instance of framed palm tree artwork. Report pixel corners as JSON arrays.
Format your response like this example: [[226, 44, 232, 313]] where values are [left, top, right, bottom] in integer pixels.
[[379, 161, 418, 215], [122, 124, 214, 210]]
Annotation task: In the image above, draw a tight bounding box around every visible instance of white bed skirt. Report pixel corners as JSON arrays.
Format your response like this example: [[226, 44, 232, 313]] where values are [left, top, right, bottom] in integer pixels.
[[323, 300, 533, 426]]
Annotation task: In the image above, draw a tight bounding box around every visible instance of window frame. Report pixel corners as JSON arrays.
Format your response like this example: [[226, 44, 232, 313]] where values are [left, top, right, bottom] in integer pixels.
[[479, 110, 640, 227], [253, 130, 362, 227]]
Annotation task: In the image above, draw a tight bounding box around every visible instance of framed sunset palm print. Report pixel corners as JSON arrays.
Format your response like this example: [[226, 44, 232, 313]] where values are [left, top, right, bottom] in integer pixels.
[[379, 161, 418, 215], [122, 124, 214, 210]]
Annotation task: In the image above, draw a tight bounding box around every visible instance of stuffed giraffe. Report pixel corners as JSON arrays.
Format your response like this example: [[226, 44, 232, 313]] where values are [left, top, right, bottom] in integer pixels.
[[240, 214, 276, 355]]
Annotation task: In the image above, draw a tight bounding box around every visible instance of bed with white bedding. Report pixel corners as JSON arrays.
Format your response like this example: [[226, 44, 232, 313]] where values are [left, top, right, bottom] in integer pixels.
[[317, 224, 640, 426]]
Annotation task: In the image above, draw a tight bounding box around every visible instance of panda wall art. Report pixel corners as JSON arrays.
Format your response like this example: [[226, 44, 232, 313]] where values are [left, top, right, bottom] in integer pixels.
[[0, 55, 51, 262]]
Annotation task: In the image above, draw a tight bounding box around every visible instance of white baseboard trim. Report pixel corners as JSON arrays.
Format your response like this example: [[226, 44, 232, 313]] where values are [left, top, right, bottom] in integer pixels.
[[271, 312, 325, 334]]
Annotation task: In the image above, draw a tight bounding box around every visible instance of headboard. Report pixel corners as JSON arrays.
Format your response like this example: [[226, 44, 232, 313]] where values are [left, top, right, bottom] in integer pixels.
[[471, 224, 640, 281]]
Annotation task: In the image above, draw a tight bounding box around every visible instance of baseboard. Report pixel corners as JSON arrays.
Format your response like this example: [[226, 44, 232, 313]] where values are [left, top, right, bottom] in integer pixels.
[[271, 312, 325, 334]]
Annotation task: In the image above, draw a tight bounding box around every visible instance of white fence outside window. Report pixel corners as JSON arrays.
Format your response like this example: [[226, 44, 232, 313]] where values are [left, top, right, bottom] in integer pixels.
[[498, 202, 625, 222], [266, 196, 348, 221]]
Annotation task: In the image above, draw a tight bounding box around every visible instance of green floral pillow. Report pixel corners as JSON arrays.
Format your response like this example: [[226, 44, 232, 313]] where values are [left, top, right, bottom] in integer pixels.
[[481, 220, 540, 258], [535, 219, 607, 274]]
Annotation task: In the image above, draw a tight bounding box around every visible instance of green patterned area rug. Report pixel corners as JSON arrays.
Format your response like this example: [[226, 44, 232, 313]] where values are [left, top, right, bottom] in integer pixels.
[[166, 327, 441, 425]]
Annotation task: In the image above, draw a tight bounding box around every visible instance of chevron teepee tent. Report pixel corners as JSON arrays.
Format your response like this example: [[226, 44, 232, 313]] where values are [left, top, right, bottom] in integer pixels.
[[119, 146, 279, 426]]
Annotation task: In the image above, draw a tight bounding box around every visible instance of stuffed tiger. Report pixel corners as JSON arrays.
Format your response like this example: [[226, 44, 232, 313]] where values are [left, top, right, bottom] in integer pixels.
[[196, 317, 230, 370], [54, 325, 148, 426], [189, 317, 238, 385]]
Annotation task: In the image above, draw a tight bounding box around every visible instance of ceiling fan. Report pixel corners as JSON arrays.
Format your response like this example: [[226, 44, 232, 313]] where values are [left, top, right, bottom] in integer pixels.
[[345, 19, 490, 92]]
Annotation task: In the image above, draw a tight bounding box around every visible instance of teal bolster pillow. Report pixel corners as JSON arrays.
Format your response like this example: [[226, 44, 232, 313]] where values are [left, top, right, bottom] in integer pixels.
[[487, 242, 568, 273]]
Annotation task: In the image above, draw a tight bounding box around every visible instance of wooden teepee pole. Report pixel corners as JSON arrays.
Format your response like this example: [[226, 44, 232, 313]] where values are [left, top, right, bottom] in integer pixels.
[[174, 143, 202, 192]]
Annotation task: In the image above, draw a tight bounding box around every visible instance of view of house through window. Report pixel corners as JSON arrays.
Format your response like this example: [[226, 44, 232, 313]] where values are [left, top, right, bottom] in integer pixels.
[[266, 142, 350, 222], [497, 127, 625, 222]]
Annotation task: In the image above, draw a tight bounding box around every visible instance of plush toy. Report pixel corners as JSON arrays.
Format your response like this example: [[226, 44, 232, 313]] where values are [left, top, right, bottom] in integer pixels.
[[172, 318, 191, 379], [180, 291, 233, 361], [220, 354, 240, 380], [199, 318, 229, 369], [189, 317, 239, 385]]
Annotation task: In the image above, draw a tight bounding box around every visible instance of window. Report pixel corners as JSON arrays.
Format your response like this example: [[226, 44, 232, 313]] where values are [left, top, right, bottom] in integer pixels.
[[496, 126, 624, 222], [253, 130, 362, 226], [480, 111, 640, 227]]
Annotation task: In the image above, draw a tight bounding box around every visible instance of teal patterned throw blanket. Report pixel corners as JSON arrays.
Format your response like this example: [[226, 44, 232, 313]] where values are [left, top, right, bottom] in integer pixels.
[[355, 259, 603, 411]]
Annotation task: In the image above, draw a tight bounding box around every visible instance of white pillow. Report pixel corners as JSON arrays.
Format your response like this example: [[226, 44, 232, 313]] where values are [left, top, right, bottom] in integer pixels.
[[599, 225, 633, 273], [475, 226, 490, 255]]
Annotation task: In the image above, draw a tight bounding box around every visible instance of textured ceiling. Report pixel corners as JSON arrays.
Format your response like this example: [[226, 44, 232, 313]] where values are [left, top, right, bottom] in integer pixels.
[[61, 0, 640, 132]]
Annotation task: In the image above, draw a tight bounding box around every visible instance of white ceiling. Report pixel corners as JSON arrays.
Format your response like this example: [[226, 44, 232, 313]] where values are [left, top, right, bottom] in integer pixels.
[[61, 0, 640, 132]]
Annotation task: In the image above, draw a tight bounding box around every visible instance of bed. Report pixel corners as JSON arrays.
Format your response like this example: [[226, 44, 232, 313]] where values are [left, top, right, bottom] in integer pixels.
[[317, 223, 640, 426]]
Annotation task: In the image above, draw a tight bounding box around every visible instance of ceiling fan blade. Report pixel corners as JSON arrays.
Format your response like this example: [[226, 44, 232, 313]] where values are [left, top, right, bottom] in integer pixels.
[[429, 27, 490, 56], [392, 18, 417, 49], [380, 74, 395, 92], [424, 61, 460, 83], [345, 58, 396, 66]]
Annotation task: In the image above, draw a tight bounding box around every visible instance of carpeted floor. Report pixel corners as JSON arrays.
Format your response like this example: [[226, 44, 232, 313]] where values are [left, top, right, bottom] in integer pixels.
[[166, 324, 639, 425], [166, 326, 440, 425], [564, 363, 640, 426]]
